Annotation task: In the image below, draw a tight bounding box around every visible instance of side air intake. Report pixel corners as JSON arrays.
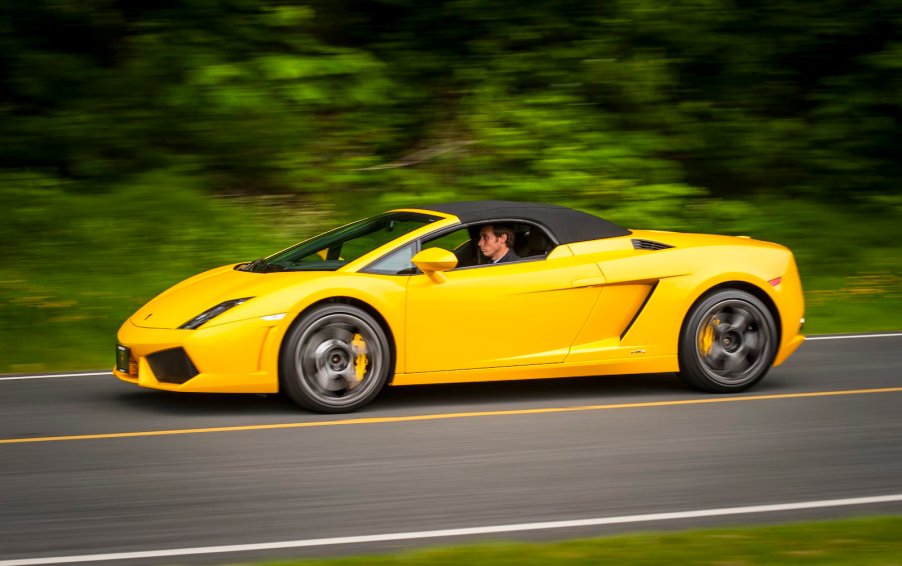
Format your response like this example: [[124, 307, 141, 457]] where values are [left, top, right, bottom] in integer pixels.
[[147, 348, 200, 384], [632, 238, 674, 251]]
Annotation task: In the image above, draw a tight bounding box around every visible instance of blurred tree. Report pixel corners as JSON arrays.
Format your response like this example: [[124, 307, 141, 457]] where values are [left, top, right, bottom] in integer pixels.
[[0, 0, 899, 211], [0, 0, 397, 196]]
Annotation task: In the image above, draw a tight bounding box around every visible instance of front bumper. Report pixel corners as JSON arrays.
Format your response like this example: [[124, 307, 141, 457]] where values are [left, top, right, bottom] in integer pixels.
[[113, 316, 285, 393]]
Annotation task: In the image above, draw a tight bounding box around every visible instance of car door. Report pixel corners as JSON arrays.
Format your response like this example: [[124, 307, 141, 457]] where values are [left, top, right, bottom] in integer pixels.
[[405, 237, 604, 373]]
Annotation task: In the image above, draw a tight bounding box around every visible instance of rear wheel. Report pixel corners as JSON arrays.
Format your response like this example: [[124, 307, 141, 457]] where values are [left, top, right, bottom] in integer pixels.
[[280, 304, 391, 413], [678, 289, 777, 393]]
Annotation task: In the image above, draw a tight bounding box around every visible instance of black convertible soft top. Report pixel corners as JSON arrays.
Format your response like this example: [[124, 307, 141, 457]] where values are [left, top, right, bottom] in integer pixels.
[[419, 201, 631, 244]]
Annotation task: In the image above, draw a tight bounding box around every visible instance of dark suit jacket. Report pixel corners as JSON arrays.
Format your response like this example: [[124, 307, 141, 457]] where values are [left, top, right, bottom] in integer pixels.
[[492, 248, 520, 264]]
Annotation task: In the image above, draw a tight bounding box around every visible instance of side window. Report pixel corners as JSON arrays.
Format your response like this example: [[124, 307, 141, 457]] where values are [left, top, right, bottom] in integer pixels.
[[513, 223, 555, 259], [418, 222, 556, 269], [364, 243, 416, 275], [422, 226, 478, 268], [362, 227, 474, 275], [364, 222, 555, 275], [422, 227, 471, 254]]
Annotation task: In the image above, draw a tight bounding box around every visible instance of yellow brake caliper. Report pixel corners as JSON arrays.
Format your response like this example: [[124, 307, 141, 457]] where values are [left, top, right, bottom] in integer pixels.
[[352, 333, 369, 383], [699, 318, 717, 356]]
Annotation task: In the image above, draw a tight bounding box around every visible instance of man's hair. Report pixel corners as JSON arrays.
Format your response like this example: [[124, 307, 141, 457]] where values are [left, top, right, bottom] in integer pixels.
[[489, 224, 515, 248]]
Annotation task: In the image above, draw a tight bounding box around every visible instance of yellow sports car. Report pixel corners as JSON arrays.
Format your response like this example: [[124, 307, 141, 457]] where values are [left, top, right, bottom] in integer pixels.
[[114, 201, 805, 412]]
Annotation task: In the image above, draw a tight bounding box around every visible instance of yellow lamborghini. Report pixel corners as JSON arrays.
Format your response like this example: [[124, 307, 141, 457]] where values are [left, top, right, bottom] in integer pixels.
[[114, 201, 805, 412]]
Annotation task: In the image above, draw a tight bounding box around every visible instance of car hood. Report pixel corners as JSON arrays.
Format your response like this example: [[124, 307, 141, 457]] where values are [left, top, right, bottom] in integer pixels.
[[130, 265, 326, 329]]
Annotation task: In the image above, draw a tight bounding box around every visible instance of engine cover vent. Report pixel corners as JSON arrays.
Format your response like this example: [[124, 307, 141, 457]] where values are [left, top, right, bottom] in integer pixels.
[[632, 238, 674, 251]]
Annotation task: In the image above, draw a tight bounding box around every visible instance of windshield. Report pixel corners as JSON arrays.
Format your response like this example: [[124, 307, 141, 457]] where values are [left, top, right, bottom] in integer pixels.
[[240, 212, 441, 273]]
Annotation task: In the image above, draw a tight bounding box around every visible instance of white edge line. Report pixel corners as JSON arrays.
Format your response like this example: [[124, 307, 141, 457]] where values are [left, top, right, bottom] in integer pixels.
[[2, 332, 900, 382], [2, 494, 901, 566], [0, 372, 111, 381], [806, 333, 902, 341]]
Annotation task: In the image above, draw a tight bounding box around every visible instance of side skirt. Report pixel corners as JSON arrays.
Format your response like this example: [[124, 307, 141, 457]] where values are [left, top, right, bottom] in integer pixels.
[[391, 355, 678, 386]]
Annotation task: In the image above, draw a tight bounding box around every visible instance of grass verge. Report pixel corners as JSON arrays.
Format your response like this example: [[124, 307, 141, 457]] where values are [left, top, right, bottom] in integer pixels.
[[260, 516, 902, 565]]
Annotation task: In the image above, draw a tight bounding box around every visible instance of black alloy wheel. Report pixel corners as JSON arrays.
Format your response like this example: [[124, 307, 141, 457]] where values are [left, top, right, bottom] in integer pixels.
[[678, 289, 778, 393], [281, 304, 392, 412]]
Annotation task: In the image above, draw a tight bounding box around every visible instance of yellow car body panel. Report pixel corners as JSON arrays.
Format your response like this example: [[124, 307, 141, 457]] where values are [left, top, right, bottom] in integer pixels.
[[405, 254, 604, 372], [114, 202, 805, 405]]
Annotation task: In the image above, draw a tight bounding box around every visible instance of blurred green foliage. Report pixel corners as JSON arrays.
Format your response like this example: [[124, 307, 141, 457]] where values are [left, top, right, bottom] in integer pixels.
[[0, 0, 900, 370]]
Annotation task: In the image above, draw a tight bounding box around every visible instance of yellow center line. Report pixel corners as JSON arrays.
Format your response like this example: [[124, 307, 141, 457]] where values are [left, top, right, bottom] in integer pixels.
[[3, 387, 902, 445]]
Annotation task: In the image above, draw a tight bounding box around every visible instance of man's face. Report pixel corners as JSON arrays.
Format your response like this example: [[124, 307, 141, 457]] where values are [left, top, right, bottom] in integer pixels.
[[478, 225, 507, 260]]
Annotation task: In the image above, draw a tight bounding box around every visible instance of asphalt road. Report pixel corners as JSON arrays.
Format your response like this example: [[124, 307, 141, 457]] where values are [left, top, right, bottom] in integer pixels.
[[1, 333, 901, 565]]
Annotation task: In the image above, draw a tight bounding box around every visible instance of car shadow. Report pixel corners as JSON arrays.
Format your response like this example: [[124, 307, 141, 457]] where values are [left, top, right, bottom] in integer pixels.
[[375, 373, 686, 408], [373, 371, 794, 411], [112, 371, 796, 417], [113, 389, 299, 416]]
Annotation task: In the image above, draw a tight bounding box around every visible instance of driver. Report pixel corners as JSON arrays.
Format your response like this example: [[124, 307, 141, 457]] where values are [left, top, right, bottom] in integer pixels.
[[478, 224, 519, 264]]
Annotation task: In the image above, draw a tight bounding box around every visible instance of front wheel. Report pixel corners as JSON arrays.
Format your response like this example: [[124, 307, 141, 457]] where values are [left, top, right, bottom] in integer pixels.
[[280, 304, 392, 413], [678, 289, 778, 393]]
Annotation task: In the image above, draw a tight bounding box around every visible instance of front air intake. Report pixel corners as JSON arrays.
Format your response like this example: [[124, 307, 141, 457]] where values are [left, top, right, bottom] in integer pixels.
[[632, 238, 674, 251], [147, 348, 200, 384]]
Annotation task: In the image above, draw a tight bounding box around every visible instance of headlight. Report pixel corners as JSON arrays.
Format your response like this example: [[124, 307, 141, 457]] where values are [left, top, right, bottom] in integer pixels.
[[179, 297, 254, 330]]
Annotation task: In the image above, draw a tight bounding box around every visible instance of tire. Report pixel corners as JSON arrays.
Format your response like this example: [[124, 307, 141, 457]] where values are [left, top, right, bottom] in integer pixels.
[[677, 289, 778, 393], [280, 304, 392, 413]]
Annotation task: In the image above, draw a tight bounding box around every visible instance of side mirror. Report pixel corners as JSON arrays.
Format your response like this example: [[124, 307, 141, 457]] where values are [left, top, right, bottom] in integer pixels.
[[411, 247, 458, 283]]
